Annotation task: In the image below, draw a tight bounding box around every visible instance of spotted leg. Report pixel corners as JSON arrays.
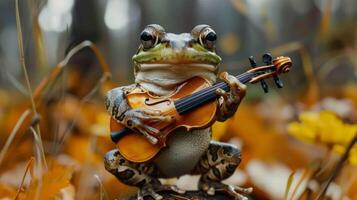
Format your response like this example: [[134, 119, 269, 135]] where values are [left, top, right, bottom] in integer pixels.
[[104, 149, 184, 200], [193, 141, 253, 200]]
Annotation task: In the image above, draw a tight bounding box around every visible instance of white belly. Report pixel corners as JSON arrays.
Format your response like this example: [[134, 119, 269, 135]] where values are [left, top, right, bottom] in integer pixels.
[[153, 127, 211, 178]]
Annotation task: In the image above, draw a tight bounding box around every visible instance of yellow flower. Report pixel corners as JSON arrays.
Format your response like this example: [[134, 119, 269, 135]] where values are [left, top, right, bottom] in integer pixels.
[[287, 111, 357, 146], [288, 111, 357, 165]]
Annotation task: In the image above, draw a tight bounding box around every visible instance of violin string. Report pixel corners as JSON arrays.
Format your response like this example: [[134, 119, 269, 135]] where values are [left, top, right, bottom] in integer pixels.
[[175, 72, 252, 108], [174, 72, 255, 112], [175, 74, 253, 114], [174, 72, 252, 112], [177, 72, 254, 111]]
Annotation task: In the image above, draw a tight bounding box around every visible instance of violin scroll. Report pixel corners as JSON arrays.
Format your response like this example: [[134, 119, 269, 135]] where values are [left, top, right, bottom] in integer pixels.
[[273, 56, 292, 74], [248, 54, 292, 87]]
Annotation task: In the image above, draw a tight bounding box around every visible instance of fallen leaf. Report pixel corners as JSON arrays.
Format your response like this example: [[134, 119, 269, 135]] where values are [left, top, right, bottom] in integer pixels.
[[26, 163, 73, 200]]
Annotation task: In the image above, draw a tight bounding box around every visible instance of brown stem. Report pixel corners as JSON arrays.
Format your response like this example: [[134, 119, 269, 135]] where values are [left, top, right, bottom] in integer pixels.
[[33, 40, 113, 104], [315, 136, 357, 200], [14, 157, 34, 200]]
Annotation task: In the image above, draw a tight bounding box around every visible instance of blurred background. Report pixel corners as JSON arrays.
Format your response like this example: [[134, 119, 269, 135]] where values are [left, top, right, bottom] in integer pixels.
[[0, 0, 356, 199]]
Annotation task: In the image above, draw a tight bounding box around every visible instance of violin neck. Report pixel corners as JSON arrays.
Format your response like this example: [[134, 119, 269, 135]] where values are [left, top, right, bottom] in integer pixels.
[[174, 71, 255, 114]]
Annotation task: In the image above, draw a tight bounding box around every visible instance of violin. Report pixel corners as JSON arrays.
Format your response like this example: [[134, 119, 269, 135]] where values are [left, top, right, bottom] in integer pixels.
[[110, 54, 292, 162]]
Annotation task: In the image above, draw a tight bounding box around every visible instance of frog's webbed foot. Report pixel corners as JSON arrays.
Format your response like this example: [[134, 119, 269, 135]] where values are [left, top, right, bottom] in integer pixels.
[[137, 181, 185, 200], [105, 149, 185, 200], [199, 179, 252, 200], [193, 141, 253, 200], [137, 182, 163, 200]]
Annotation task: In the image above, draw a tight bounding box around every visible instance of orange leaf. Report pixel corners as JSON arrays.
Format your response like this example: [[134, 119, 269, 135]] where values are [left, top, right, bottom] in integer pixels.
[[0, 183, 16, 198], [26, 163, 73, 200]]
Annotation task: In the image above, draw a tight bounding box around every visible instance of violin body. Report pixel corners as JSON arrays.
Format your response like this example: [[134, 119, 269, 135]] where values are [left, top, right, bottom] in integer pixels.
[[110, 77, 217, 163]]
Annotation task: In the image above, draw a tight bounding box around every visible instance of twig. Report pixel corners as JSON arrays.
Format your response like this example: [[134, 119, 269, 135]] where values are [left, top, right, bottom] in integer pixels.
[[32, 40, 113, 103], [94, 174, 109, 200], [315, 136, 357, 200], [5, 71, 28, 95], [29, 126, 43, 200], [14, 157, 34, 200], [289, 169, 311, 200], [15, 0, 36, 114], [284, 171, 295, 200], [15, 0, 47, 170], [0, 109, 31, 166]]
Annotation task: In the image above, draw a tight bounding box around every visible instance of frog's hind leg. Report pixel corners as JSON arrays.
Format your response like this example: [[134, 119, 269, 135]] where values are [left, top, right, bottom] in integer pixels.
[[104, 149, 184, 200], [193, 141, 253, 200]]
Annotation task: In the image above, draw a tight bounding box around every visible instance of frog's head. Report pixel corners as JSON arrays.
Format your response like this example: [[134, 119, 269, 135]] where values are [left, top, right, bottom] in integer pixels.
[[132, 24, 222, 75]]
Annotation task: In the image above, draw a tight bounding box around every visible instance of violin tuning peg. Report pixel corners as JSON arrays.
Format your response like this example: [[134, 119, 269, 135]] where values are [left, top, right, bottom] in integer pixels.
[[249, 56, 269, 93], [262, 53, 273, 65], [249, 56, 257, 67], [262, 53, 283, 88], [261, 79, 269, 93], [274, 76, 284, 88]]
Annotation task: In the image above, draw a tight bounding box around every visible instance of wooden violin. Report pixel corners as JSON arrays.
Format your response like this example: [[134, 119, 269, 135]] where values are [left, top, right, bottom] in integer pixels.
[[110, 54, 292, 162]]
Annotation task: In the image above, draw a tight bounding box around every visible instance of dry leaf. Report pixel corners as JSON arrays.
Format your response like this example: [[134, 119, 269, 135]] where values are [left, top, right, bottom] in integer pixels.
[[0, 183, 16, 199], [26, 163, 73, 200]]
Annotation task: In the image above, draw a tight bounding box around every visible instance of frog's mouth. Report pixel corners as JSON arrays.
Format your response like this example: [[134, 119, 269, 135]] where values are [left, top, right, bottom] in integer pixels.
[[137, 63, 218, 72]]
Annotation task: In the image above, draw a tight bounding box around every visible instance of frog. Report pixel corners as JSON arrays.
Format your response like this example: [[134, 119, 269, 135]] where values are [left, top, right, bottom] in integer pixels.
[[104, 24, 252, 200]]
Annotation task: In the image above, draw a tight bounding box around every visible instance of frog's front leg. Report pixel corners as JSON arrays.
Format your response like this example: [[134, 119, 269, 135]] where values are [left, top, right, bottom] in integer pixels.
[[193, 141, 252, 200], [216, 72, 246, 121], [105, 85, 173, 145], [104, 149, 184, 200]]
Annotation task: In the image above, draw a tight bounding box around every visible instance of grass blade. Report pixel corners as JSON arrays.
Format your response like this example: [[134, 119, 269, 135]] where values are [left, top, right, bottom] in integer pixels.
[[284, 171, 295, 200]]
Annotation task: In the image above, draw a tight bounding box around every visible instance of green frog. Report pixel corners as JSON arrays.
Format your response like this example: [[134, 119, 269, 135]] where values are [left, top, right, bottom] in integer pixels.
[[104, 24, 252, 200]]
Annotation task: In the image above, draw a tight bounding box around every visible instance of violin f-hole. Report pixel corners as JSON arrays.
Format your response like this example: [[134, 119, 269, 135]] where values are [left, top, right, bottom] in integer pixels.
[[145, 98, 171, 106]]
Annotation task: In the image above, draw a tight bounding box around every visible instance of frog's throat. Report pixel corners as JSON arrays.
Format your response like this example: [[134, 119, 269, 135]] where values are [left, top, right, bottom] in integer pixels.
[[135, 63, 217, 96]]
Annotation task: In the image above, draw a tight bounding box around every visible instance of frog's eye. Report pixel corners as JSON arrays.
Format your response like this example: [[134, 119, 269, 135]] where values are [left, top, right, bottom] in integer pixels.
[[140, 31, 158, 50], [199, 28, 217, 50]]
